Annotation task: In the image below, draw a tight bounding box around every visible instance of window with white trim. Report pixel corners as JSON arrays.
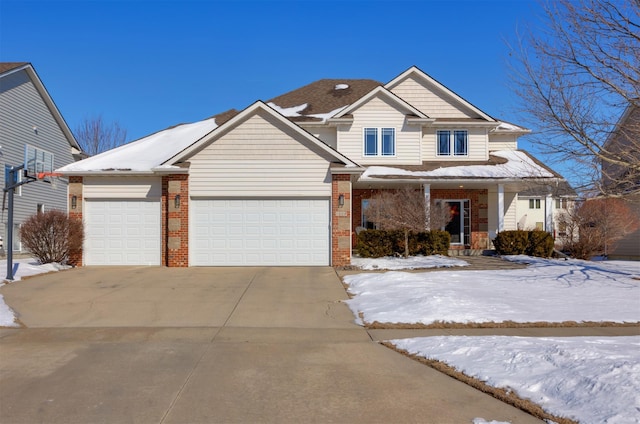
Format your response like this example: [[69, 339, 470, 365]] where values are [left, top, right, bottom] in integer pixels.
[[529, 199, 541, 209], [437, 130, 468, 156], [364, 128, 395, 156]]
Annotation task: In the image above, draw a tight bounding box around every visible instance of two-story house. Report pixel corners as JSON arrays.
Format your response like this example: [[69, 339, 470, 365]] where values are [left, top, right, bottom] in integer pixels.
[[0, 63, 83, 252], [58, 66, 570, 267]]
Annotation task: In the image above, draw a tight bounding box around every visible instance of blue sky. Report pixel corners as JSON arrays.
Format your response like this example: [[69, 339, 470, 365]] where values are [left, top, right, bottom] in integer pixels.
[[1, 0, 542, 146]]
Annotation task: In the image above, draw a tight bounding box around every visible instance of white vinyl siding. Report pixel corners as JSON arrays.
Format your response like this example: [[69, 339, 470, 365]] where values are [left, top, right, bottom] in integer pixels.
[[0, 68, 77, 250], [84, 200, 161, 265], [337, 96, 420, 165], [304, 126, 337, 149], [191, 198, 330, 266], [83, 177, 162, 199], [388, 75, 480, 118], [189, 110, 333, 197], [422, 127, 487, 161], [489, 133, 518, 151]]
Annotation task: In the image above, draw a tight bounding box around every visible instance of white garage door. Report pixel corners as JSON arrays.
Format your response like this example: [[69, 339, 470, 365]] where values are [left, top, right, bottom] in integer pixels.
[[191, 199, 330, 266], [84, 200, 161, 265]]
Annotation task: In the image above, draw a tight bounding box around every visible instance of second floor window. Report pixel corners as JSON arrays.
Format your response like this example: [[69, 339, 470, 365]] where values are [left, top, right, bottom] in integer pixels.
[[529, 199, 541, 209], [364, 128, 395, 156], [437, 130, 468, 156]]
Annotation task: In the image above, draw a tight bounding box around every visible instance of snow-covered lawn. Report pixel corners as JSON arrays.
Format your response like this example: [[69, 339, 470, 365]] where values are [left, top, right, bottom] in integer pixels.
[[343, 255, 640, 424], [351, 254, 468, 270], [0, 258, 69, 327], [344, 255, 640, 326], [393, 335, 640, 424]]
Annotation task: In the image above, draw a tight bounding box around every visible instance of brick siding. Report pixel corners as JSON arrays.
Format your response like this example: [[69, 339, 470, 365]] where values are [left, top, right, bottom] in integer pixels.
[[162, 175, 189, 267]]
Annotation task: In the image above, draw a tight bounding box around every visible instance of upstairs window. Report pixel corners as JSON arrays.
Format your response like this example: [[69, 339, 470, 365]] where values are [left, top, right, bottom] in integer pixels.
[[529, 199, 541, 209], [364, 128, 395, 156], [437, 130, 468, 156]]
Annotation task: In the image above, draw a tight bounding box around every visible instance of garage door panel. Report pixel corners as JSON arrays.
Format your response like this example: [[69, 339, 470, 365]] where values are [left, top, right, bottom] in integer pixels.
[[191, 198, 329, 266], [85, 200, 160, 266]]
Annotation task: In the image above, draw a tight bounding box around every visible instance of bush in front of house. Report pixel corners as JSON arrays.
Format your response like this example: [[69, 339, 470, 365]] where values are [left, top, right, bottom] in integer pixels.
[[493, 230, 554, 257], [19, 209, 84, 264], [356, 229, 450, 258]]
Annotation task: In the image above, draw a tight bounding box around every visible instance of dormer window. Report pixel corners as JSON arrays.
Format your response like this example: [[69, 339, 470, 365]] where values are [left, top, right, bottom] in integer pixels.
[[437, 130, 468, 156], [364, 127, 395, 156]]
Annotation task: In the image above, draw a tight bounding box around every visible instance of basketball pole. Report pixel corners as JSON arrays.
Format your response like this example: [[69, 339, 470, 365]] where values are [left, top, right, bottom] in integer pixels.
[[4, 165, 35, 281]]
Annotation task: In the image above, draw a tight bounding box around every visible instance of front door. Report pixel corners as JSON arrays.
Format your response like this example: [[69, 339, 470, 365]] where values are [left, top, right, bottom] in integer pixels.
[[444, 200, 470, 246]]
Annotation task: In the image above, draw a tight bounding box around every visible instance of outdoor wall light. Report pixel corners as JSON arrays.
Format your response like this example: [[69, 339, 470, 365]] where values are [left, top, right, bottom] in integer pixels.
[[338, 194, 345, 207], [71, 195, 77, 209], [174, 194, 180, 209]]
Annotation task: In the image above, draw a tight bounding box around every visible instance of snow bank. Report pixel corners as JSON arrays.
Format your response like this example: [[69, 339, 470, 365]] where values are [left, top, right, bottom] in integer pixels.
[[392, 336, 640, 424], [351, 255, 468, 270]]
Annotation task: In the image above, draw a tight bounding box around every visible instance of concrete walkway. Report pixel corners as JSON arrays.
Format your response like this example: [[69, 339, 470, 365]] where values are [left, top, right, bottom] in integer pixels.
[[0, 266, 543, 423]]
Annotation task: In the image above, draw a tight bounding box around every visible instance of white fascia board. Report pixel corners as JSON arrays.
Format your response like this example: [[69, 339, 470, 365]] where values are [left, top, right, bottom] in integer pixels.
[[333, 86, 428, 119], [431, 121, 500, 128], [330, 166, 366, 175], [385, 66, 496, 122], [406, 117, 436, 125]]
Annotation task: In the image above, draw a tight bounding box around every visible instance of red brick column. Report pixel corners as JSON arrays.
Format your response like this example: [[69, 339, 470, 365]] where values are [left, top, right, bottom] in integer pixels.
[[68, 176, 83, 267], [162, 175, 189, 267], [331, 174, 351, 266]]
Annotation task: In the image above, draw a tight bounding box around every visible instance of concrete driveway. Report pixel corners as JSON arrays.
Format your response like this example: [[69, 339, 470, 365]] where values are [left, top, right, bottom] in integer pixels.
[[0, 266, 542, 423]]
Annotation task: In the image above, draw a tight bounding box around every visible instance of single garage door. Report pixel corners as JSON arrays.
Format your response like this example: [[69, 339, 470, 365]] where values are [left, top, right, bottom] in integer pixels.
[[191, 199, 330, 266], [84, 200, 161, 265]]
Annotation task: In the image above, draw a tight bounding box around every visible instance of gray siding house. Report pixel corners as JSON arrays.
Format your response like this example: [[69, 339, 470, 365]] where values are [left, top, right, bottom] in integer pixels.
[[0, 62, 82, 251]]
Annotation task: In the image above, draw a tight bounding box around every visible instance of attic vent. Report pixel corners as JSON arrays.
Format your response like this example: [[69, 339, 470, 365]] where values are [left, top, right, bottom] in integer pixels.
[[335, 83, 349, 90]]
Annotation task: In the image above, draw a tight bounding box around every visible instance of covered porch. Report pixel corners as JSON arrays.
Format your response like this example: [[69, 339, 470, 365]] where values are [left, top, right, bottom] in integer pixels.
[[350, 178, 556, 252]]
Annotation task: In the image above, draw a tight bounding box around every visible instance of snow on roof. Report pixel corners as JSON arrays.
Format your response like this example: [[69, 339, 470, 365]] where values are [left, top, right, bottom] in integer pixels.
[[494, 121, 528, 132], [362, 151, 555, 180], [266, 102, 308, 117], [58, 117, 218, 172], [335, 83, 349, 90]]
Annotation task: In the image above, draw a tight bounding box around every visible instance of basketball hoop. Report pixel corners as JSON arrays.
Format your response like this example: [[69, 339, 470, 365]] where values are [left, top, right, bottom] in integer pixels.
[[37, 172, 64, 190]]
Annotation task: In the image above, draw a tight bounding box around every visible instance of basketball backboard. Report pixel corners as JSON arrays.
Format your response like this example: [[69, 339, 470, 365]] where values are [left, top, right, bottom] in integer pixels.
[[24, 144, 54, 180]]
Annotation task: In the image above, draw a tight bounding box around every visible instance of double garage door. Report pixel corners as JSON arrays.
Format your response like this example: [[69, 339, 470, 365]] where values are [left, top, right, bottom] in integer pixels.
[[191, 199, 330, 266], [84, 198, 330, 266]]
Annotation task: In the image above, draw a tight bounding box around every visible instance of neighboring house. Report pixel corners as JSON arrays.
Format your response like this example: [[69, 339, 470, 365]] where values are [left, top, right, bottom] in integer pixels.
[[602, 104, 640, 260], [516, 181, 577, 235], [0, 62, 82, 252], [58, 66, 571, 267]]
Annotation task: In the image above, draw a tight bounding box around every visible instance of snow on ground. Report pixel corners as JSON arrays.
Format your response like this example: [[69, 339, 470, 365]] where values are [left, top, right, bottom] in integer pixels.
[[344, 256, 640, 326], [351, 254, 468, 270], [392, 335, 640, 424], [0, 258, 69, 327]]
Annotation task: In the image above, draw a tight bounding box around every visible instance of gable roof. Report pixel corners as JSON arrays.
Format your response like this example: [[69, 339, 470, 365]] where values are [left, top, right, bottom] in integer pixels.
[[266, 78, 382, 122], [331, 86, 430, 120], [168, 101, 359, 168], [1, 62, 82, 152], [385, 66, 496, 122]]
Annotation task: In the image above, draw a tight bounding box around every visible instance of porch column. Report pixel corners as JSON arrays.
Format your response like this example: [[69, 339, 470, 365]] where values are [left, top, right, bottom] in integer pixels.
[[332, 174, 352, 266], [497, 184, 505, 232], [423, 184, 431, 230], [545, 193, 553, 234]]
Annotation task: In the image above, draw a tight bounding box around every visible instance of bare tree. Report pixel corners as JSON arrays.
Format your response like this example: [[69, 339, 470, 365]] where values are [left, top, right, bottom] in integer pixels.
[[556, 197, 639, 259], [74, 115, 128, 156], [509, 0, 640, 195], [365, 187, 452, 257]]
